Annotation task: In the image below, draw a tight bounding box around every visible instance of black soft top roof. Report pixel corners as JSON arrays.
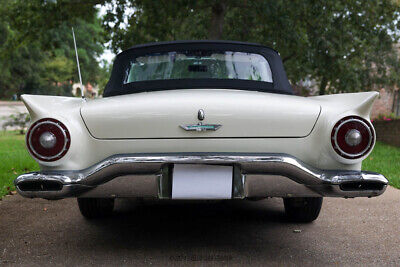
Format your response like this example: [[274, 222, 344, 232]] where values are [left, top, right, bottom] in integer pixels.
[[104, 40, 293, 97]]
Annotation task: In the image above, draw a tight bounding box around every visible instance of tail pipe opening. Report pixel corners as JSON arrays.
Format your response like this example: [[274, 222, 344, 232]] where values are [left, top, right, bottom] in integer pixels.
[[17, 180, 63, 191], [339, 181, 386, 192]]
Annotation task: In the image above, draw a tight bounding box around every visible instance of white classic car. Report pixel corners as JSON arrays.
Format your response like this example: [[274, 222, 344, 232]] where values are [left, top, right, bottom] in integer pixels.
[[15, 41, 387, 222]]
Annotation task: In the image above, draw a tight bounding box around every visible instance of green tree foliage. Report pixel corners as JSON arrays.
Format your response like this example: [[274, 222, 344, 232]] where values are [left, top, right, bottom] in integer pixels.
[[1, 0, 399, 97], [0, 0, 106, 99], [102, 0, 400, 95]]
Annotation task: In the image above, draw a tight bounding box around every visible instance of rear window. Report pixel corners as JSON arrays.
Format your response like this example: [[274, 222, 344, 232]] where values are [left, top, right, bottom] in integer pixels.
[[124, 51, 273, 84]]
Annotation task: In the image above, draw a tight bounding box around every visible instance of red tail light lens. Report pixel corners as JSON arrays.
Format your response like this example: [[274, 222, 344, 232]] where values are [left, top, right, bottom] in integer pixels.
[[26, 118, 71, 162], [331, 116, 374, 159]]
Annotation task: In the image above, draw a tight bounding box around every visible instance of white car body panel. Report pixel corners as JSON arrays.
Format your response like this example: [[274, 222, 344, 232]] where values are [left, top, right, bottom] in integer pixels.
[[80, 89, 321, 139], [21, 90, 378, 172]]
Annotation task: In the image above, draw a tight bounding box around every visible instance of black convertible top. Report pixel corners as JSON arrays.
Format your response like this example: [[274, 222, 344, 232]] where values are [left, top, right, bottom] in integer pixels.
[[104, 40, 293, 97]]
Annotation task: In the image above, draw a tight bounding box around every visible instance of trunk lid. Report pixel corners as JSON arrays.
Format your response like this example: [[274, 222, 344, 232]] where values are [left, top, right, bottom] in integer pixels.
[[81, 89, 320, 139]]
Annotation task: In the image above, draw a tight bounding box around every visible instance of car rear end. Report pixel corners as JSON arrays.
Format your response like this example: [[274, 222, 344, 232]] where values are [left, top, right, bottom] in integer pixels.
[[14, 41, 387, 222], [15, 90, 387, 200]]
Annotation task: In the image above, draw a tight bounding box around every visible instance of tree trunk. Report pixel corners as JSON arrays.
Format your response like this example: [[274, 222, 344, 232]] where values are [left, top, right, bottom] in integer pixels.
[[208, 1, 227, 39], [319, 76, 328, 95]]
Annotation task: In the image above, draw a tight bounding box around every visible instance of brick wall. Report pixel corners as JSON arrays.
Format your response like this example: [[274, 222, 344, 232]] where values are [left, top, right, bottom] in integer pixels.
[[373, 120, 400, 147], [371, 89, 395, 119]]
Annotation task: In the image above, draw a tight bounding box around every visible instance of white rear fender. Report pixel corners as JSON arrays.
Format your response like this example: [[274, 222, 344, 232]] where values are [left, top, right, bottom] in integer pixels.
[[310, 92, 378, 166], [21, 94, 94, 169]]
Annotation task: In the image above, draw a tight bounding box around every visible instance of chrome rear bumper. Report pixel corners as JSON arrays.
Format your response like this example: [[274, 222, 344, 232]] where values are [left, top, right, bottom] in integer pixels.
[[14, 153, 388, 199]]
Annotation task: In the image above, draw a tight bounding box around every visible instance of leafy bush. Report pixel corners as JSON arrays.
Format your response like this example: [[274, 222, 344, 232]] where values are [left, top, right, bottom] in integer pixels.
[[2, 113, 30, 134], [373, 113, 400, 122]]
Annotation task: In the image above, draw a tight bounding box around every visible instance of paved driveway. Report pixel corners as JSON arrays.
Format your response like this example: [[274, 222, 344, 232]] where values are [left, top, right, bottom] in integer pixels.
[[0, 187, 399, 266], [0, 101, 27, 129]]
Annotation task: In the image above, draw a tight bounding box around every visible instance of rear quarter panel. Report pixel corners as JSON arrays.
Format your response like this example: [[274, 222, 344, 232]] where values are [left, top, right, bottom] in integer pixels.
[[21, 91, 378, 172]]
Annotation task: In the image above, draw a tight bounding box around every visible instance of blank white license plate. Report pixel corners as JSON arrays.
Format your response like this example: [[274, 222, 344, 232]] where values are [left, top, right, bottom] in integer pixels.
[[171, 164, 233, 199]]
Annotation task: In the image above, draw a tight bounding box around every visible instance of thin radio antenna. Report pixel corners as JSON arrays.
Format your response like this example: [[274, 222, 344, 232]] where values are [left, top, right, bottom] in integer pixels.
[[72, 27, 85, 99]]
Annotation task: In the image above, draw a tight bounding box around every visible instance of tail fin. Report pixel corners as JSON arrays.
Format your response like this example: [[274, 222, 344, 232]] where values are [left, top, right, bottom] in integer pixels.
[[310, 91, 378, 118], [21, 94, 83, 121]]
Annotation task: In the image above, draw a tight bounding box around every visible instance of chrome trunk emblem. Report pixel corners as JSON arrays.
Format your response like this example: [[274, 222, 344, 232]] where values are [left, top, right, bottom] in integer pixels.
[[180, 109, 221, 132], [180, 123, 222, 132]]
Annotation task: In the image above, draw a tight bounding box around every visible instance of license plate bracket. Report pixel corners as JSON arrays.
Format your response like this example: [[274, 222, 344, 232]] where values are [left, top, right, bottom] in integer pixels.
[[171, 164, 233, 199]]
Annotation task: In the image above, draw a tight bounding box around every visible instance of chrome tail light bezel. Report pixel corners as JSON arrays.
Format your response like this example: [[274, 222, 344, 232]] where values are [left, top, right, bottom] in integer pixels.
[[26, 118, 71, 162], [331, 116, 374, 159]]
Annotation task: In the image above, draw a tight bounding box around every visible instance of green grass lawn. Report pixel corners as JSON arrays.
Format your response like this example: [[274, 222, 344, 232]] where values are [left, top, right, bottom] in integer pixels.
[[0, 131, 38, 197], [0, 131, 399, 198], [362, 141, 400, 189]]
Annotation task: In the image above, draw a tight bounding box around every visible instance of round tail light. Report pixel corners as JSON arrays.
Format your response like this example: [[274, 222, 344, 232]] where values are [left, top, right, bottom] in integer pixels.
[[26, 118, 71, 162], [331, 116, 374, 159]]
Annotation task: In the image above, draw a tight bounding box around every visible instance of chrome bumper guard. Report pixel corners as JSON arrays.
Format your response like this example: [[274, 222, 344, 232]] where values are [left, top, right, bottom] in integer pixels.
[[14, 153, 388, 199]]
